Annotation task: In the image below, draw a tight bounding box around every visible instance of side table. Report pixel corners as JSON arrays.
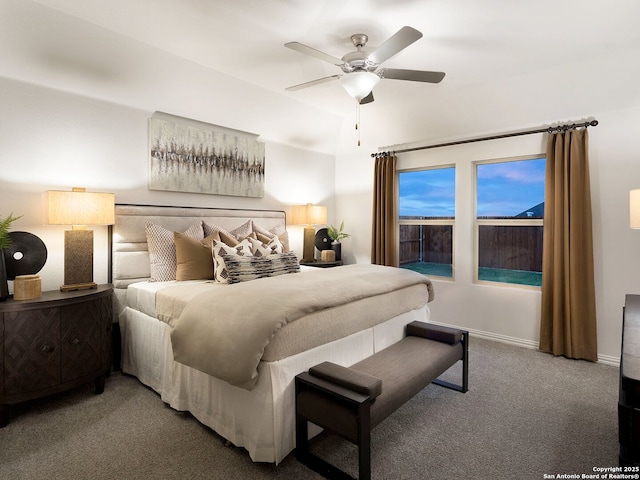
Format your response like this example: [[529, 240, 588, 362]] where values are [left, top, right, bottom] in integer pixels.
[[0, 284, 113, 426], [300, 260, 344, 268]]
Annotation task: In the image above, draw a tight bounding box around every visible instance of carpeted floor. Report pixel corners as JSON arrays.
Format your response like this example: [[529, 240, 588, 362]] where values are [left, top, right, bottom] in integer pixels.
[[0, 337, 619, 479]]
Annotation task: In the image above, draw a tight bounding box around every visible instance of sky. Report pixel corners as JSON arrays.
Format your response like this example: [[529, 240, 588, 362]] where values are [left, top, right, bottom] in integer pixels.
[[399, 157, 546, 218]]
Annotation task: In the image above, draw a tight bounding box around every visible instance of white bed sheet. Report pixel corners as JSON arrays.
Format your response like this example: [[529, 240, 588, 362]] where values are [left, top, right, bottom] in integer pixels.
[[125, 280, 207, 318], [126, 268, 316, 319], [119, 302, 429, 463]]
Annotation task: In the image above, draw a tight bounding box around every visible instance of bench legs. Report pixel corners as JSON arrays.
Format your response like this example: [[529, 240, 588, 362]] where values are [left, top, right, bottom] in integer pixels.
[[295, 394, 372, 480], [433, 330, 469, 393]]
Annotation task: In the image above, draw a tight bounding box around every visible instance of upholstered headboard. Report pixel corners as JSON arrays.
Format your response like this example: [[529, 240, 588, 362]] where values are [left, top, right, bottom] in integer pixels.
[[109, 204, 286, 320]]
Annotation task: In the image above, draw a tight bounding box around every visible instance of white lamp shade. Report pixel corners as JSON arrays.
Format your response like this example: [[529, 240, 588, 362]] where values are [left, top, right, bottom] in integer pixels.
[[47, 188, 115, 226], [340, 72, 380, 101], [291, 204, 327, 226], [631, 190, 640, 229]]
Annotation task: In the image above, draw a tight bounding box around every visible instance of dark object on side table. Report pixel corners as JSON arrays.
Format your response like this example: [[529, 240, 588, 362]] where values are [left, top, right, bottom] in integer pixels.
[[1, 231, 48, 302], [315, 228, 332, 251], [0, 252, 8, 301], [300, 260, 343, 268]]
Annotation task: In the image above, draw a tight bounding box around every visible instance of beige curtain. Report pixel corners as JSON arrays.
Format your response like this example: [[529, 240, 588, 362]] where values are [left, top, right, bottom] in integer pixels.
[[371, 154, 398, 266], [540, 128, 597, 361]]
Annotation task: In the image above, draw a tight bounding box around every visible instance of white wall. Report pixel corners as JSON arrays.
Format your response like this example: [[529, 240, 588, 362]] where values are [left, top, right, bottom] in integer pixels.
[[0, 77, 336, 292], [336, 105, 640, 363], [2, 71, 638, 364]]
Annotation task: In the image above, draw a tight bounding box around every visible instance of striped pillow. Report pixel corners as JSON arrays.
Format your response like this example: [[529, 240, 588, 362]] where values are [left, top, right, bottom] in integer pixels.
[[223, 252, 300, 284]]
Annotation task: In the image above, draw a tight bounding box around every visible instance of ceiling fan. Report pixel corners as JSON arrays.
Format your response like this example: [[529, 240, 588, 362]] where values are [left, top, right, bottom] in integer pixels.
[[284, 26, 445, 104]]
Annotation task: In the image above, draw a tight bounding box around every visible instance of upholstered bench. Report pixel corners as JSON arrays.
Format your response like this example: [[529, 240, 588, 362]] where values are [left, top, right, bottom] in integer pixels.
[[295, 321, 468, 480]]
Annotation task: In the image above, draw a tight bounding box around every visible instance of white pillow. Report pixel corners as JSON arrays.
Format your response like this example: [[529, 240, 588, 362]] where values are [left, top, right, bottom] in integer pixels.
[[211, 238, 253, 283], [249, 236, 284, 257]]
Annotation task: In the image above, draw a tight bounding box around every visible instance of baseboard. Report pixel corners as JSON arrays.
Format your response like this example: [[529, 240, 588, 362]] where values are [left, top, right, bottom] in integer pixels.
[[597, 354, 620, 367], [427, 321, 620, 367]]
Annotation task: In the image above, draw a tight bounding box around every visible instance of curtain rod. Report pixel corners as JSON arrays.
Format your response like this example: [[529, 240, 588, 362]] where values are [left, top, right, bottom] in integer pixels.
[[371, 119, 599, 158]]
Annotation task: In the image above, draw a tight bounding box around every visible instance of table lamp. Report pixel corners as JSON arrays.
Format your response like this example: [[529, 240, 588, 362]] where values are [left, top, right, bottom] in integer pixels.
[[291, 203, 327, 263], [631, 190, 640, 229], [46, 187, 115, 291]]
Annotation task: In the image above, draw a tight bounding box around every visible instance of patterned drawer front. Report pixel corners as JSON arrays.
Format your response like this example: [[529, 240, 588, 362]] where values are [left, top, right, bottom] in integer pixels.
[[61, 296, 111, 383], [3, 309, 61, 396]]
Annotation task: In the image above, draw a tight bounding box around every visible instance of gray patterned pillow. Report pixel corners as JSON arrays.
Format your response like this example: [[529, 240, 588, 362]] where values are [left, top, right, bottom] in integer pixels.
[[252, 222, 290, 252], [203, 220, 253, 242], [223, 252, 300, 284], [145, 221, 204, 282], [202, 222, 235, 242], [229, 220, 254, 239]]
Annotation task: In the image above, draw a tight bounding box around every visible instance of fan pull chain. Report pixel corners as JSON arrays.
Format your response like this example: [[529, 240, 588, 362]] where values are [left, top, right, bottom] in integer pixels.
[[356, 100, 361, 146]]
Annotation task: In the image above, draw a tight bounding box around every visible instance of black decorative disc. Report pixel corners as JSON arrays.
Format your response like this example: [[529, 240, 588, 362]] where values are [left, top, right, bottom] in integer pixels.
[[315, 228, 332, 251], [3, 231, 48, 280]]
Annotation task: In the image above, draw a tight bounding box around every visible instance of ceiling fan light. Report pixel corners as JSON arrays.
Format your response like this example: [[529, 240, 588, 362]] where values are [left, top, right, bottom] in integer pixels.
[[340, 72, 380, 101]]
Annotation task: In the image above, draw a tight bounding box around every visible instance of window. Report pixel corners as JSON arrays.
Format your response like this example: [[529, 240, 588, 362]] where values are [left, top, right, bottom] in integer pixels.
[[475, 156, 546, 287], [398, 167, 455, 278]]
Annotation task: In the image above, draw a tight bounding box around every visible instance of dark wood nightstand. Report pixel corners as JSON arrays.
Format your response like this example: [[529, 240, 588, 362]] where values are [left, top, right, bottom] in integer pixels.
[[300, 260, 344, 268], [0, 285, 113, 426]]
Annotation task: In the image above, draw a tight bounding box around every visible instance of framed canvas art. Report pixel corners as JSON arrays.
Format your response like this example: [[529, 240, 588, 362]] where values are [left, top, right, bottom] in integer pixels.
[[149, 112, 265, 197]]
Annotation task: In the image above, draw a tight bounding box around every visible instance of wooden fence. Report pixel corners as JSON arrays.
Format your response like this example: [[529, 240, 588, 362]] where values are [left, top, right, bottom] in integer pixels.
[[399, 225, 452, 265], [478, 225, 543, 272], [400, 224, 543, 272]]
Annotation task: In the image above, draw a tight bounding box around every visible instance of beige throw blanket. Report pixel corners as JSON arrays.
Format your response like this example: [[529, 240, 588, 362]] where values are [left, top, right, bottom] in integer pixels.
[[170, 264, 434, 390]]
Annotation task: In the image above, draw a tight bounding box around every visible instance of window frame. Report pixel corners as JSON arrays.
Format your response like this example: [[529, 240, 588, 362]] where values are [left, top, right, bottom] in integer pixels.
[[473, 154, 545, 289], [397, 165, 456, 281]]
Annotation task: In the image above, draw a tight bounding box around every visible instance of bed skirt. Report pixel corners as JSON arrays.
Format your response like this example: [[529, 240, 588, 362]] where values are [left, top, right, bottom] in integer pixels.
[[119, 304, 429, 463]]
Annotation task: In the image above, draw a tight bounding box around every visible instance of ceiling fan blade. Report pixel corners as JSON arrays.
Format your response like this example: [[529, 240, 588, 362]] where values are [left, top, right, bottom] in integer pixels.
[[359, 91, 374, 104], [284, 42, 345, 66], [285, 75, 341, 91], [367, 26, 423, 65], [379, 68, 445, 83]]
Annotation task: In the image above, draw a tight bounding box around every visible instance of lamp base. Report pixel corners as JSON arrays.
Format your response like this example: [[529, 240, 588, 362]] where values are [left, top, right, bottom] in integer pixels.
[[60, 282, 98, 292], [61, 229, 96, 292], [302, 225, 316, 263]]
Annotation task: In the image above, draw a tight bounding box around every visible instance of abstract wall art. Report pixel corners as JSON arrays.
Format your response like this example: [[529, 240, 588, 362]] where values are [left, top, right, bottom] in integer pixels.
[[149, 112, 265, 197]]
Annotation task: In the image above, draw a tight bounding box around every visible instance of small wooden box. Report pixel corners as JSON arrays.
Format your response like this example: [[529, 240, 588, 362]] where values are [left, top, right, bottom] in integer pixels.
[[13, 275, 42, 301], [321, 250, 336, 262]]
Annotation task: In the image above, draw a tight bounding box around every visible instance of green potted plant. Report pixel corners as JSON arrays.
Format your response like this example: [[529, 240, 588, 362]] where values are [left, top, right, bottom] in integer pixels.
[[0, 213, 21, 249], [327, 221, 350, 261], [0, 213, 21, 301]]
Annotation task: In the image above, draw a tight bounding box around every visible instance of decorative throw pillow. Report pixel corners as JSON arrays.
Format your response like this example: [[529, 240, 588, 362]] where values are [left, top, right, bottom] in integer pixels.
[[146, 221, 204, 282], [203, 221, 257, 244], [249, 236, 284, 257], [211, 238, 254, 283], [174, 232, 215, 281], [252, 222, 290, 252], [203, 222, 235, 241], [229, 220, 253, 240], [223, 252, 300, 284]]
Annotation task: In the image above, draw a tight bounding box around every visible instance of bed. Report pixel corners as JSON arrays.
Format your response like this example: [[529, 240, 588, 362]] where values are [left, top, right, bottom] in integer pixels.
[[110, 204, 433, 463]]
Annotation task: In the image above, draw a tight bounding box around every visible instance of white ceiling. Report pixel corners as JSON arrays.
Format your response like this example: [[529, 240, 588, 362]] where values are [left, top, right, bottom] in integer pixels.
[[3, 0, 640, 154]]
